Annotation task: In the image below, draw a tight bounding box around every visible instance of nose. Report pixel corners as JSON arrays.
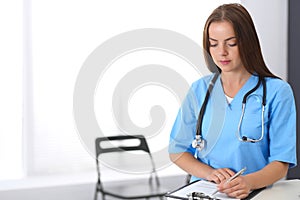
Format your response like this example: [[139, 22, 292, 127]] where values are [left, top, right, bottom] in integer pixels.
[[218, 44, 228, 56]]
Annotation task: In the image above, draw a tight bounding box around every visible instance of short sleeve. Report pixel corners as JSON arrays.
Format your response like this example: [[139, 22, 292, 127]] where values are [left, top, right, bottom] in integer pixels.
[[268, 82, 297, 168], [168, 85, 199, 155]]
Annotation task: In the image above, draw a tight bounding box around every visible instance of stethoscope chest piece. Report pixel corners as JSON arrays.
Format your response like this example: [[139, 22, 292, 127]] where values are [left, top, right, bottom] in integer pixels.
[[192, 135, 206, 151]]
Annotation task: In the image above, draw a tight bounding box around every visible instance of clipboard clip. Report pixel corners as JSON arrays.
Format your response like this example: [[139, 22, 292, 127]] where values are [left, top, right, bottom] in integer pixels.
[[186, 192, 220, 200]]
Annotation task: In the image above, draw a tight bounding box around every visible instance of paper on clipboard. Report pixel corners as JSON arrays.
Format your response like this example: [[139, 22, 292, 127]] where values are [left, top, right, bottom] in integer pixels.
[[166, 180, 239, 200]]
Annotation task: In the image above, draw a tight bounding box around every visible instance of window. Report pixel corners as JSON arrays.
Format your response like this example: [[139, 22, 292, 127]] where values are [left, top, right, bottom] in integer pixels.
[[0, 1, 23, 179]]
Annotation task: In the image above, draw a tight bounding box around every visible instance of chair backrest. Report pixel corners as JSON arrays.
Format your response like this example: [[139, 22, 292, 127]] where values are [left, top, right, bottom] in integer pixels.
[[95, 135, 151, 157], [95, 135, 158, 184], [94, 135, 166, 199]]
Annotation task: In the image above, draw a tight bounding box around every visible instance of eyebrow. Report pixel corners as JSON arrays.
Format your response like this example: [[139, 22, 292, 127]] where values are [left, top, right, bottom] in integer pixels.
[[209, 36, 236, 42]]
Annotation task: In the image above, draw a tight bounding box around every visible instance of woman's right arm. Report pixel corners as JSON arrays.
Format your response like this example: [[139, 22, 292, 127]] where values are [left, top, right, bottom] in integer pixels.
[[169, 152, 234, 183]]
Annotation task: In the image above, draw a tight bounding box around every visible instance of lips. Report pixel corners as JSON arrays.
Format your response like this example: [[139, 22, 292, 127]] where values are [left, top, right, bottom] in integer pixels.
[[220, 60, 230, 65]]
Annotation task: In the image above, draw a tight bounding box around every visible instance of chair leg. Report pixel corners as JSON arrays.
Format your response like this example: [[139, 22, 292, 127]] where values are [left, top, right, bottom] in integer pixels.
[[94, 185, 98, 200], [94, 184, 106, 200], [94, 191, 106, 200]]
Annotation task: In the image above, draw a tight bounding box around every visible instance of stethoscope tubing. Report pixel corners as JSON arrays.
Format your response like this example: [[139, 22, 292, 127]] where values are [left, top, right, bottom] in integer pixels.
[[193, 74, 267, 150]]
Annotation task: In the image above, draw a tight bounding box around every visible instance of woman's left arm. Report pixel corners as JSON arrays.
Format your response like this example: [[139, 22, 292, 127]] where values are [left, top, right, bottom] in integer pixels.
[[219, 161, 288, 199], [234, 80, 295, 194], [220, 80, 295, 199], [244, 160, 289, 189]]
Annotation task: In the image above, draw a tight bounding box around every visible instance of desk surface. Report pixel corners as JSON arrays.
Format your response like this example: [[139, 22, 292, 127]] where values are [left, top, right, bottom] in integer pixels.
[[166, 179, 300, 200], [252, 179, 300, 200]]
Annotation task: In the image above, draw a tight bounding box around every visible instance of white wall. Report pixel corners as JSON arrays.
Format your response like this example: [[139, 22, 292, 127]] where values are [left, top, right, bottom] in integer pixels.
[[21, 0, 288, 178], [23, 0, 240, 177], [241, 0, 288, 80], [0, 0, 289, 199]]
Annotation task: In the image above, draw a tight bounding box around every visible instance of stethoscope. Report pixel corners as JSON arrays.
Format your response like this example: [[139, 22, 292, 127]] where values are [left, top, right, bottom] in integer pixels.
[[192, 73, 267, 151]]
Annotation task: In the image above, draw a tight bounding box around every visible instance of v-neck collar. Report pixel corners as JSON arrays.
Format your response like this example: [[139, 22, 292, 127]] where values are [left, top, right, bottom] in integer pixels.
[[218, 74, 258, 106]]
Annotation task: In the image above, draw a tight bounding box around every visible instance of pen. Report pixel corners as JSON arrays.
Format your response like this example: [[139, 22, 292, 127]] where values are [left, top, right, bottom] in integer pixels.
[[211, 167, 247, 196], [225, 167, 246, 184]]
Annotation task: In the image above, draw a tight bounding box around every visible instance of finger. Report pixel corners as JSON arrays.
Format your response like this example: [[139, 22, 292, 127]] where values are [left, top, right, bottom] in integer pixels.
[[216, 173, 226, 181], [224, 168, 236, 176], [211, 168, 235, 184], [213, 173, 222, 184], [224, 178, 241, 191], [206, 174, 220, 183], [219, 178, 241, 193], [218, 168, 235, 180], [221, 171, 232, 180], [228, 189, 249, 199], [213, 171, 226, 183]]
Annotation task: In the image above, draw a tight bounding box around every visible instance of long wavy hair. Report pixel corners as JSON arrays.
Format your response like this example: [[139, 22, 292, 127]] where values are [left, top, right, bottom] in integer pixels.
[[203, 3, 278, 78]]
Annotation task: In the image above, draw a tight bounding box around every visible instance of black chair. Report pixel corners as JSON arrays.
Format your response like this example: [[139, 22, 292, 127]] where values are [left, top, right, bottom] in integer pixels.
[[94, 135, 169, 200]]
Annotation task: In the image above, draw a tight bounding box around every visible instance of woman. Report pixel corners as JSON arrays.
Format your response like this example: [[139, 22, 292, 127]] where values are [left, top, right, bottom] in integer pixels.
[[169, 3, 296, 199]]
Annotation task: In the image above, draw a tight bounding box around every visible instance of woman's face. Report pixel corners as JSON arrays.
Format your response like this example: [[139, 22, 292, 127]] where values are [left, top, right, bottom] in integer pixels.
[[208, 21, 244, 74]]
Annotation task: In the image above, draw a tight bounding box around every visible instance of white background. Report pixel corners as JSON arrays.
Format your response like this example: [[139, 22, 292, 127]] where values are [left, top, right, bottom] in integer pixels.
[[0, 0, 287, 183], [25, 0, 240, 177]]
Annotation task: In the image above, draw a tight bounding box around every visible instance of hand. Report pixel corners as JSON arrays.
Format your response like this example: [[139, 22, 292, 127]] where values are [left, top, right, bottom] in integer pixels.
[[218, 176, 252, 199], [206, 168, 235, 184]]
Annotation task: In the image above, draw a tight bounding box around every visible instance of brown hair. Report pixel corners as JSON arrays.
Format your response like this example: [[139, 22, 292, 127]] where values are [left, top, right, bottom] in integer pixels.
[[203, 3, 278, 78]]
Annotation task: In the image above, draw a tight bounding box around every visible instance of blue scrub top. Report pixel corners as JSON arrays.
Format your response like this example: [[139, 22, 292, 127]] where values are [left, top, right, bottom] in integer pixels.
[[169, 74, 297, 182]]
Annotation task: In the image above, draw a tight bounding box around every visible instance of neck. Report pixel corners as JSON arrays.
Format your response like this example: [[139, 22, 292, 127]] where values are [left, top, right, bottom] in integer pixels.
[[221, 72, 251, 85], [221, 72, 252, 98]]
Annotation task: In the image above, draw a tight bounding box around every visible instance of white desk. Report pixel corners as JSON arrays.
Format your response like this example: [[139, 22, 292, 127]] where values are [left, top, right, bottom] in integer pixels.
[[166, 179, 300, 200], [252, 179, 300, 200]]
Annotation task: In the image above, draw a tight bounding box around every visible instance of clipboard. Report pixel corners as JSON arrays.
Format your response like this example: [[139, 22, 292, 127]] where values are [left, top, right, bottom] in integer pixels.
[[165, 180, 264, 200]]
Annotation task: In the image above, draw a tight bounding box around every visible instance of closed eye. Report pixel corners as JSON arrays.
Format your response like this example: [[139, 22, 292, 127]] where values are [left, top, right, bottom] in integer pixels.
[[228, 43, 237, 47]]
